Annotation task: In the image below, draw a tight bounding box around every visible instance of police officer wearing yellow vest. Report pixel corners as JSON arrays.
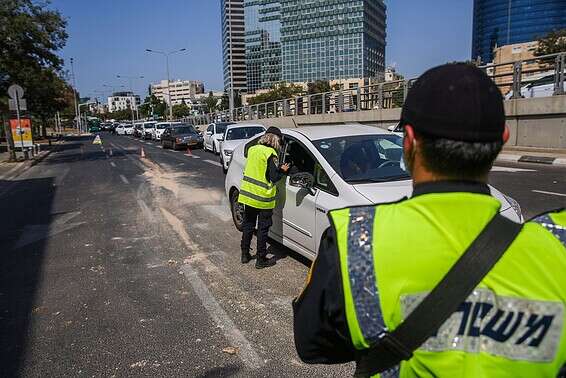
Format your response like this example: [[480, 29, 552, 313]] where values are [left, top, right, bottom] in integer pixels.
[[239, 126, 289, 269], [293, 63, 566, 377]]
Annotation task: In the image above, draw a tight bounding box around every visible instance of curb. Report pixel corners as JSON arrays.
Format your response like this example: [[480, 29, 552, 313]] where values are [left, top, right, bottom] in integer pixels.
[[497, 153, 566, 166]]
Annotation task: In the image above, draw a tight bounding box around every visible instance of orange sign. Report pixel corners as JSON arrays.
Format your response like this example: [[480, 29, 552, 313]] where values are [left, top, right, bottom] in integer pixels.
[[10, 118, 33, 148]]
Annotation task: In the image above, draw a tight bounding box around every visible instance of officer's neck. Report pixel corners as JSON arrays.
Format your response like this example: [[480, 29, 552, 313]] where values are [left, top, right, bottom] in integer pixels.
[[411, 157, 488, 187]]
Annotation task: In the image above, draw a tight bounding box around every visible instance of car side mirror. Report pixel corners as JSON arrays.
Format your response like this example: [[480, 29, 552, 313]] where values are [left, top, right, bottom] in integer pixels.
[[289, 172, 315, 191]]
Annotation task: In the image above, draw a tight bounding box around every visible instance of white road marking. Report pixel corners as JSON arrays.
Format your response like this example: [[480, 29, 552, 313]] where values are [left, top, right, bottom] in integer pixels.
[[120, 174, 130, 184], [491, 166, 536, 173], [110, 162, 117, 168], [185, 154, 200, 159], [160, 208, 263, 370], [204, 159, 222, 167], [532, 190, 566, 197]]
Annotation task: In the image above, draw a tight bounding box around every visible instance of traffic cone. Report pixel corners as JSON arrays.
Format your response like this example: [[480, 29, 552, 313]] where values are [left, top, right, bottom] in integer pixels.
[[186, 146, 192, 156], [141, 147, 146, 159]]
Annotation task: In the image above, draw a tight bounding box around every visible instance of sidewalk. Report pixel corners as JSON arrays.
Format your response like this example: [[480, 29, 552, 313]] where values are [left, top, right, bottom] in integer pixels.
[[0, 138, 63, 180], [498, 146, 566, 166]]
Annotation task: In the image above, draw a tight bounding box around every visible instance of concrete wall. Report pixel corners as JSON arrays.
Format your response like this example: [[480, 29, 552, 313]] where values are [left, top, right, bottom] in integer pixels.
[[239, 96, 566, 149]]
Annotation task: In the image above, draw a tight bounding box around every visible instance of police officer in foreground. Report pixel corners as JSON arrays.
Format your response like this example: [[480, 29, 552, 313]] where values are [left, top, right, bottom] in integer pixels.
[[293, 63, 566, 377], [239, 126, 289, 269]]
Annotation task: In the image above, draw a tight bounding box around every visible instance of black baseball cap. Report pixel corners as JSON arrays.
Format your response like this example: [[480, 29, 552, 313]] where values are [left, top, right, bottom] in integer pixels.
[[401, 63, 505, 142], [266, 126, 282, 138]]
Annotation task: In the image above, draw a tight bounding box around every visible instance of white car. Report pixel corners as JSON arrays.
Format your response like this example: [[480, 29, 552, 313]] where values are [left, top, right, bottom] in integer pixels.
[[505, 73, 565, 99], [204, 122, 234, 154], [152, 122, 172, 140], [219, 124, 266, 174], [124, 124, 135, 135], [142, 121, 157, 140], [225, 124, 523, 260], [115, 124, 126, 135]]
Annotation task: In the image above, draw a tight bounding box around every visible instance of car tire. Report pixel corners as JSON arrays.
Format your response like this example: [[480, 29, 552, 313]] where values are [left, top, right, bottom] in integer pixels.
[[230, 189, 244, 232], [161, 140, 166, 149], [212, 142, 217, 155], [173, 141, 177, 150], [220, 156, 228, 174]]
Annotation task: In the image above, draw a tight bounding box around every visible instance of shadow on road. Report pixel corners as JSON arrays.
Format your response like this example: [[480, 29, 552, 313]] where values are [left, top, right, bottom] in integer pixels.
[[0, 176, 56, 376]]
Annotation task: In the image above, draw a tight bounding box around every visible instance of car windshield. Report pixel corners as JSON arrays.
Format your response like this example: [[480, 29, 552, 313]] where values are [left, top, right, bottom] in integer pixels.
[[313, 134, 410, 183], [173, 125, 197, 134], [215, 123, 230, 134], [144, 123, 156, 129], [156, 123, 169, 129], [225, 127, 264, 141]]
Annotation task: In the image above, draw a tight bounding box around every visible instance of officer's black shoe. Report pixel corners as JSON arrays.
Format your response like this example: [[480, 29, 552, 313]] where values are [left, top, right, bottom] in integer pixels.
[[255, 256, 275, 269], [241, 250, 253, 264]]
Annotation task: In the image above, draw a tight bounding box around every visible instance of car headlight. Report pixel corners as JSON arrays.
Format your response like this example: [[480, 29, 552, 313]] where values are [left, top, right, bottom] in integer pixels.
[[223, 150, 233, 156], [503, 194, 523, 220]]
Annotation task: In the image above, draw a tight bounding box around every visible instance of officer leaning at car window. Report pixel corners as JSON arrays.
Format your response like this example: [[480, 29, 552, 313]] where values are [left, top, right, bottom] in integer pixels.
[[238, 126, 290, 269], [292, 63, 566, 377]]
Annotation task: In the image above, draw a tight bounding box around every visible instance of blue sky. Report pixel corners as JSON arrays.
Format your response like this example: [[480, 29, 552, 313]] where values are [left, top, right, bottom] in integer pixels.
[[50, 0, 473, 100]]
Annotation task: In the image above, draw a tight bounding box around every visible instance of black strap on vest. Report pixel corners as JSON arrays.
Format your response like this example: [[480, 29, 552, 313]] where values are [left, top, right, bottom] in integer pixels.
[[354, 214, 523, 377]]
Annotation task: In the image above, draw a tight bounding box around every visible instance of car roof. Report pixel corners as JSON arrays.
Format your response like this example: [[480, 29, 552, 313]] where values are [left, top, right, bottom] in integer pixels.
[[287, 123, 392, 141], [226, 123, 265, 130]]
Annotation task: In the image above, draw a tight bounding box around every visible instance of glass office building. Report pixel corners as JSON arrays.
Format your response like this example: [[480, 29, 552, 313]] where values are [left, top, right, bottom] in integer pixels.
[[472, 0, 566, 63], [222, 0, 247, 95], [244, 0, 282, 92], [281, 0, 386, 83]]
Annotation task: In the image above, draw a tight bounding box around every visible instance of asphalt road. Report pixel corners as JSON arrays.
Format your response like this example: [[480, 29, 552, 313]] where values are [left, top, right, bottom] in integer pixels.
[[0, 133, 564, 377]]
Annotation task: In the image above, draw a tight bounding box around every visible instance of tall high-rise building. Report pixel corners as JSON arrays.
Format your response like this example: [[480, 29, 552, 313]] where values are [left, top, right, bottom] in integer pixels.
[[221, 0, 247, 98], [244, 0, 282, 92], [472, 0, 566, 64], [281, 0, 386, 83]]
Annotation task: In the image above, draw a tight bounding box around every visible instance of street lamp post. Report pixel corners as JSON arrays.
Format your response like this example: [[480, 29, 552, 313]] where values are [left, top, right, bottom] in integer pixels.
[[116, 75, 143, 125], [70, 58, 82, 133], [145, 48, 187, 120]]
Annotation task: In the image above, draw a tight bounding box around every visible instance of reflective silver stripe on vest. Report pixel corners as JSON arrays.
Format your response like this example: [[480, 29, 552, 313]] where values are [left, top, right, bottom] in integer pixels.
[[243, 175, 272, 190], [347, 206, 386, 345], [239, 189, 276, 203], [533, 214, 566, 247]]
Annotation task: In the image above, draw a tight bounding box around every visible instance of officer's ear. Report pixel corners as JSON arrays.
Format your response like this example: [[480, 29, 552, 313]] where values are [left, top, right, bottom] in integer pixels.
[[404, 125, 416, 153], [502, 125, 510, 144]]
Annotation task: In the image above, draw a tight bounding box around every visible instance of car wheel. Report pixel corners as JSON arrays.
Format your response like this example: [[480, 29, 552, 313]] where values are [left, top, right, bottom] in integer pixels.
[[212, 142, 217, 155], [173, 141, 177, 150], [230, 189, 244, 232], [161, 140, 166, 149], [220, 156, 228, 174]]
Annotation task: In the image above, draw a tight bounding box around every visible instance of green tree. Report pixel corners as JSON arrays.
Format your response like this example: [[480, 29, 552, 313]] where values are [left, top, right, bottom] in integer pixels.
[[139, 95, 166, 119], [535, 29, 566, 57], [0, 0, 70, 147], [247, 82, 305, 105], [204, 92, 219, 113], [172, 102, 191, 118]]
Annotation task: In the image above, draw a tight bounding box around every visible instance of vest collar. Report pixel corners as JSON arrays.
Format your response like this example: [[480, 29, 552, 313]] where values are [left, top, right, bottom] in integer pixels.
[[412, 180, 491, 198]]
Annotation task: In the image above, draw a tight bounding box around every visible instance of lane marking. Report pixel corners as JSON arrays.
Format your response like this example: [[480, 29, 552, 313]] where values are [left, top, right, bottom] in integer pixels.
[[491, 166, 537, 173], [110, 162, 116, 168], [120, 174, 130, 184], [204, 159, 222, 167], [532, 190, 566, 197], [185, 154, 201, 159], [159, 208, 263, 370]]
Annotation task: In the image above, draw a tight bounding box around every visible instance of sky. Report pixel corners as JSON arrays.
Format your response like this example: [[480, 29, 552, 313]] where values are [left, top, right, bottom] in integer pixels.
[[50, 0, 473, 101]]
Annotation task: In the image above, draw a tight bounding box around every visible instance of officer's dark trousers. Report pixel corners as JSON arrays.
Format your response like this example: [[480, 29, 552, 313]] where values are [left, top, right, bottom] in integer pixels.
[[241, 206, 273, 258]]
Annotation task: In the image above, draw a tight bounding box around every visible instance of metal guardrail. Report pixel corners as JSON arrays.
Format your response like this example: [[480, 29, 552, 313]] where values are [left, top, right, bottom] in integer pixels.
[[183, 52, 565, 126]]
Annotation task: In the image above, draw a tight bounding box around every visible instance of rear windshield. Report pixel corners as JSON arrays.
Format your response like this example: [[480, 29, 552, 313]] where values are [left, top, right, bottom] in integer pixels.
[[173, 125, 197, 134], [226, 126, 265, 141]]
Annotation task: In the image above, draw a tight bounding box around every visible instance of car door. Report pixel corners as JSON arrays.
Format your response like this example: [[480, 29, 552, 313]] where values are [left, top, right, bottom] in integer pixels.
[[205, 124, 214, 150], [273, 136, 318, 254]]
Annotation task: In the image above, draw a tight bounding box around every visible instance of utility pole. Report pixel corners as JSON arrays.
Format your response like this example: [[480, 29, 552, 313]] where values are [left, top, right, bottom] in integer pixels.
[[70, 58, 82, 133], [145, 48, 187, 120]]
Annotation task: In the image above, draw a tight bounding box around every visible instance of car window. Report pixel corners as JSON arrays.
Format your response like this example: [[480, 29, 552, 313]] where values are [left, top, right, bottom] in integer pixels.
[[226, 127, 265, 141], [157, 123, 169, 129], [282, 138, 315, 175], [215, 124, 228, 134], [315, 162, 338, 196], [313, 134, 409, 183], [207, 125, 213, 132], [533, 75, 555, 86]]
